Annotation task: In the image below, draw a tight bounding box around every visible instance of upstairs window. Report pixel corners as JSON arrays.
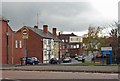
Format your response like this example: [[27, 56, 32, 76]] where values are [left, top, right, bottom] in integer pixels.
[[19, 41, 22, 48], [62, 39, 64, 42], [66, 39, 68, 42], [76, 44, 79, 48], [15, 40, 18, 48]]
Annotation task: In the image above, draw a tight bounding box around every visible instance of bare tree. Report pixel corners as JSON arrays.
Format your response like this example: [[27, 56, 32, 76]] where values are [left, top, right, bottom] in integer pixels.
[[109, 21, 119, 63]]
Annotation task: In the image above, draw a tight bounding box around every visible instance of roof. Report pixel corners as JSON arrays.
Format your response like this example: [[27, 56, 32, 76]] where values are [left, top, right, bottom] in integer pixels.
[[26, 26, 61, 42], [0, 16, 9, 22], [59, 33, 77, 37], [58, 33, 78, 39]]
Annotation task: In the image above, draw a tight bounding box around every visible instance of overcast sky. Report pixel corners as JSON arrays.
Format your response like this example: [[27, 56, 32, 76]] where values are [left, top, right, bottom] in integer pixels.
[[1, 0, 119, 36]]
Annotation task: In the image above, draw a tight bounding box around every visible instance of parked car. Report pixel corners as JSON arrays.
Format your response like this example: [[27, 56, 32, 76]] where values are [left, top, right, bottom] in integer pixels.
[[75, 55, 82, 60], [26, 57, 39, 65], [63, 57, 71, 63], [75, 56, 79, 60], [77, 56, 83, 61], [49, 58, 59, 64]]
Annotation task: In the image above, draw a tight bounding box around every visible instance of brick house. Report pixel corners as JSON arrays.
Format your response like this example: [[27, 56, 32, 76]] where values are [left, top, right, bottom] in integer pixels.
[[0, 17, 14, 64], [58, 33, 82, 58], [14, 25, 60, 64]]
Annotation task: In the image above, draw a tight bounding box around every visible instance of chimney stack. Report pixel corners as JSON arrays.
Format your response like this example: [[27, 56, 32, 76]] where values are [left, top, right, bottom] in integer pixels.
[[43, 25, 48, 33], [52, 28, 57, 37], [34, 26, 38, 28]]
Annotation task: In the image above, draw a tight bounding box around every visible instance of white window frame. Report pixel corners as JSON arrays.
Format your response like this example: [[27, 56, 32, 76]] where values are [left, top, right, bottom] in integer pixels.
[[62, 39, 64, 42], [15, 40, 18, 48], [19, 40, 22, 48], [76, 44, 79, 48]]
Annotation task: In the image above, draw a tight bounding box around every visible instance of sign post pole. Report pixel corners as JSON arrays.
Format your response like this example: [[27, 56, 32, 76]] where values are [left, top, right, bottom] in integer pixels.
[[21, 27, 29, 65], [24, 39, 27, 65], [110, 54, 112, 64]]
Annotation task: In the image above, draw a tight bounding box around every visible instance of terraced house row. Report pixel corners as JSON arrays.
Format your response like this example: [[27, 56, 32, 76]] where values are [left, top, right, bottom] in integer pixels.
[[1, 17, 82, 64]]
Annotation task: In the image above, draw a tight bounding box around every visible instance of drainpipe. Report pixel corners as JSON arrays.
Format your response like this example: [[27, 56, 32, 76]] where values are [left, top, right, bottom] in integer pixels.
[[6, 32, 9, 64], [12, 32, 14, 64]]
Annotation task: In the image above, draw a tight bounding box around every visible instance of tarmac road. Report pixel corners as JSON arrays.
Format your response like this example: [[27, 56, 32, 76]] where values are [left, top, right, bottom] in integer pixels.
[[1, 70, 119, 79]]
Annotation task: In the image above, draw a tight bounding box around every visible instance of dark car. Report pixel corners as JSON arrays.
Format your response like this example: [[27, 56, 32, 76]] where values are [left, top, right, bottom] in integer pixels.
[[49, 58, 59, 64], [26, 57, 39, 65]]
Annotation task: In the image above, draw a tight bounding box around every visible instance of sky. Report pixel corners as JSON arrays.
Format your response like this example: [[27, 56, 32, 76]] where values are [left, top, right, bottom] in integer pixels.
[[1, 0, 119, 36]]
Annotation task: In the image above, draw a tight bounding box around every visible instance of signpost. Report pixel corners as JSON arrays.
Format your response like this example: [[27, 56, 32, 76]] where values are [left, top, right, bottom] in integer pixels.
[[101, 47, 112, 65], [21, 27, 29, 65], [21, 27, 29, 39]]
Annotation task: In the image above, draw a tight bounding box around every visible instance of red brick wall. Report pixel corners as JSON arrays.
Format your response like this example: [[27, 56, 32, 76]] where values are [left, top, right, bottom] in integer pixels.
[[1, 20, 13, 64], [13, 30, 24, 64], [26, 29, 43, 63], [13, 28, 43, 64], [0, 20, 1, 64]]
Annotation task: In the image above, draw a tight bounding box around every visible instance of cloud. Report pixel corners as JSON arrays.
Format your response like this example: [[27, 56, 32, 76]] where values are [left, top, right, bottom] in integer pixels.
[[2, 2, 117, 34]]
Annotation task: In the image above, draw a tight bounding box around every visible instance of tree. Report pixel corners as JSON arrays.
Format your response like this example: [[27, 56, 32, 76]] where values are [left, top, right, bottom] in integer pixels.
[[83, 26, 107, 52], [109, 22, 119, 61]]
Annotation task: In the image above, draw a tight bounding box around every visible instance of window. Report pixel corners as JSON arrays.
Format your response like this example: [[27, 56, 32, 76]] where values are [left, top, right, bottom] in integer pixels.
[[74, 45, 76, 48], [71, 45, 73, 49], [66, 39, 68, 42], [48, 39, 51, 44], [44, 40, 47, 44], [76, 38, 79, 41], [76, 44, 79, 48], [71, 38, 73, 41], [19, 41, 22, 48], [63, 46, 65, 49], [62, 39, 64, 42], [15, 40, 18, 48]]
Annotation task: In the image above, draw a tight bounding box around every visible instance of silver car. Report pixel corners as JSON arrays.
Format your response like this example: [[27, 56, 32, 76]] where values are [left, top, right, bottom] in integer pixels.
[[77, 56, 83, 61]]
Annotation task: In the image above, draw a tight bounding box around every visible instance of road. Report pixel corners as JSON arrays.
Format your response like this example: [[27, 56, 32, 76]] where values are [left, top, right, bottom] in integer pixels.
[[1, 70, 118, 79]]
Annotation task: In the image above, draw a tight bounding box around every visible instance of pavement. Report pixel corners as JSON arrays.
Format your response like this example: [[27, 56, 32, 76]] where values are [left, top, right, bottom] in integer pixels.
[[1, 64, 120, 73]]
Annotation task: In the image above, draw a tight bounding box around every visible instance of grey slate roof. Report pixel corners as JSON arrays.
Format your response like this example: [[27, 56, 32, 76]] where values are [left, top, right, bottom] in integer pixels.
[[0, 16, 9, 22], [27, 27, 61, 42]]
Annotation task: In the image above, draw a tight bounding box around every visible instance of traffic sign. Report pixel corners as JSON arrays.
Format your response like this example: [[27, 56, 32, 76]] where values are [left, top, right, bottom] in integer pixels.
[[21, 27, 29, 39]]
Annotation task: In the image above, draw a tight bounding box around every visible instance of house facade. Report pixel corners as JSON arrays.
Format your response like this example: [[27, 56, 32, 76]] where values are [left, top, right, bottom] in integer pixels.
[[0, 17, 14, 64], [13, 25, 60, 64], [58, 33, 82, 58]]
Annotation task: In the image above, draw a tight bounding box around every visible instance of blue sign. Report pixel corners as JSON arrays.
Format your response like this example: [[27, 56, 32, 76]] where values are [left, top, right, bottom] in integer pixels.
[[101, 47, 112, 64], [101, 50, 112, 55]]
